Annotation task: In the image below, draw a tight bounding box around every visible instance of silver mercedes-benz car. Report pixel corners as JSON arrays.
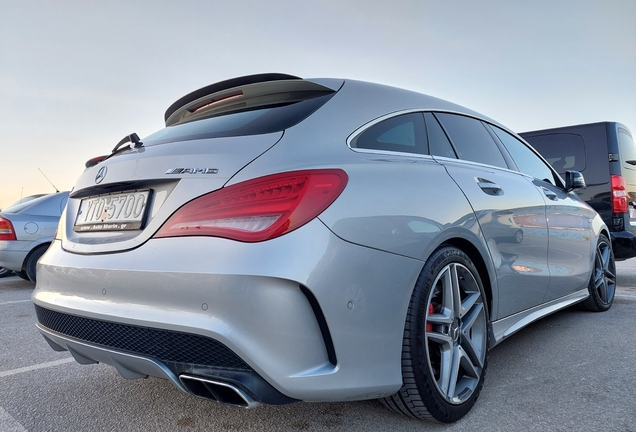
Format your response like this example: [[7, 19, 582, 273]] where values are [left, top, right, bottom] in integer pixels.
[[32, 74, 615, 423]]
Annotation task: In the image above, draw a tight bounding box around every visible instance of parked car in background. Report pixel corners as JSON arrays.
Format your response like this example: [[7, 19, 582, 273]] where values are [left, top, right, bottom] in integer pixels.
[[0, 267, 13, 278], [0, 192, 69, 282], [3, 194, 48, 209], [521, 122, 636, 260], [32, 74, 615, 423]]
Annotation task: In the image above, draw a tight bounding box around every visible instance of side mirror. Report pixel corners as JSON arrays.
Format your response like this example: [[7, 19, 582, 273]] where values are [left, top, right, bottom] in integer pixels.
[[565, 170, 586, 192]]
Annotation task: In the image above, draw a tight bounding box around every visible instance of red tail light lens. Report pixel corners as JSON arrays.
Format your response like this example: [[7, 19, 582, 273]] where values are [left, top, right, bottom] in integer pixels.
[[611, 175, 628, 214], [0, 217, 16, 241], [85, 155, 107, 168], [154, 169, 348, 242]]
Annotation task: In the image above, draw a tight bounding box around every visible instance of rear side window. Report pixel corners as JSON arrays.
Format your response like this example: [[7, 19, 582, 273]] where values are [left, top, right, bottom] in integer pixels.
[[424, 113, 457, 159], [521, 133, 586, 174], [351, 113, 428, 155], [434, 113, 508, 169], [618, 128, 636, 171], [142, 93, 334, 146]]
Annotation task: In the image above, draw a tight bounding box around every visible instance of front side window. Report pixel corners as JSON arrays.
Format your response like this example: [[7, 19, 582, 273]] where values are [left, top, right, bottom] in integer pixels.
[[521, 133, 586, 174], [489, 125, 559, 186], [351, 113, 428, 155], [434, 113, 508, 169]]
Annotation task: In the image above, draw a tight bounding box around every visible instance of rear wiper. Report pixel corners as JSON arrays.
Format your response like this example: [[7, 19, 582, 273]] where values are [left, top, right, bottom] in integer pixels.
[[625, 160, 636, 166], [111, 133, 143, 154], [85, 133, 144, 169], [102, 133, 144, 162]]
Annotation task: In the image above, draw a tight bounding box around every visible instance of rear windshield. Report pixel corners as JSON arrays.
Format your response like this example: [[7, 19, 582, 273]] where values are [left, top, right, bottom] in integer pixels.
[[522, 133, 586, 174], [1, 193, 68, 215], [142, 93, 334, 146], [2, 194, 51, 213]]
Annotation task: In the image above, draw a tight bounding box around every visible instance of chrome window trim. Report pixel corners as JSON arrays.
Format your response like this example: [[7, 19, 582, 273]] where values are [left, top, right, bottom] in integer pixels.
[[431, 153, 538, 178], [346, 109, 563, 186], [346, 108, 513, 155], [347, 147, 436, 161]]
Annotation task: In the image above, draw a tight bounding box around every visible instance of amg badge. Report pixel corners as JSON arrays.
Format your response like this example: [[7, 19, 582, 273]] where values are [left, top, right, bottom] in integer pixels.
[[165, 168, 219, 174]]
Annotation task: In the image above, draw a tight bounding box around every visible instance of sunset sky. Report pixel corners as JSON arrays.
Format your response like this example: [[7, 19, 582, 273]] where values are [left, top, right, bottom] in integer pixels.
[[1, 0, 634, 208]]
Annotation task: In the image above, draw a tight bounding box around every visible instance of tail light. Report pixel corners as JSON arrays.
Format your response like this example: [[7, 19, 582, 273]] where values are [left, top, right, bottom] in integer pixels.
[[611, 175, 628, 214], [54, 210, 66, 240], [154, 169, 348, 242], [0, 217, 16, 241]]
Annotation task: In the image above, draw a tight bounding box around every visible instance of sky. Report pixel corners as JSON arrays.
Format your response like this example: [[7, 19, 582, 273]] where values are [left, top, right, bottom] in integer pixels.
[[1, 0, 634, 209]]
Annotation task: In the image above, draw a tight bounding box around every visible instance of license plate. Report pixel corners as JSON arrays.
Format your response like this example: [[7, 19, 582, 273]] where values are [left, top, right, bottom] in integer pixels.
[[74, 190, 150, 232]]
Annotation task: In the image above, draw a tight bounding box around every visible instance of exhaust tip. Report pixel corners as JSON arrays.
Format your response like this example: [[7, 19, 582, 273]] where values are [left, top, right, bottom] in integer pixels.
[[179, 375, 260, 409]]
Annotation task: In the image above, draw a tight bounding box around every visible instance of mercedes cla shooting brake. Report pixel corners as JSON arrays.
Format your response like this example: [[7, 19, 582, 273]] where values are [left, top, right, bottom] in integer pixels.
[[32, 74, 615, 423]]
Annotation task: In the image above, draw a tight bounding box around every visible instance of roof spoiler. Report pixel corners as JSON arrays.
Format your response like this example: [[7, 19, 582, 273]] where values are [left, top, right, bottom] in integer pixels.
[[164, 73, 301, 125]]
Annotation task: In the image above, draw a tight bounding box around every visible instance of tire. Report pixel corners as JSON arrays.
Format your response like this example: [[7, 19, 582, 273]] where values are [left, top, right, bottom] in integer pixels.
[[580, 234, 615, 312], [15, 270, 30, 281], [0, 267, 13, 278], [382, 245, 489, 423], [26, 245, 49, 283]]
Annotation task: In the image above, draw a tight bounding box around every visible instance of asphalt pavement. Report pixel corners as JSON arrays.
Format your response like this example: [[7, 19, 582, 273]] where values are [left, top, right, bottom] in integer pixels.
[[1, 266, 635, 431]]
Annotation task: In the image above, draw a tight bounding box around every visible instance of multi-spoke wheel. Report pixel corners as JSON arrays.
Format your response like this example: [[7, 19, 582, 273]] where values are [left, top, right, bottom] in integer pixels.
[[382, 245, 489, 423], [581, 234, 616, 312]]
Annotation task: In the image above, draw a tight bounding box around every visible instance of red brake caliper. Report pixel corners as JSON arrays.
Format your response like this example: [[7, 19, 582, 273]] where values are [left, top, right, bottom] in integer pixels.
[[426, 303, 434, 332]]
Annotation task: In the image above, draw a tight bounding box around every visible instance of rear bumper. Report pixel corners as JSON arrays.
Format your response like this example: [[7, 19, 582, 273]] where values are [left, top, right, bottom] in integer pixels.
[[35, 318, 293, 406], [610, 230, 636, 260], [32, 219, 423, 403]]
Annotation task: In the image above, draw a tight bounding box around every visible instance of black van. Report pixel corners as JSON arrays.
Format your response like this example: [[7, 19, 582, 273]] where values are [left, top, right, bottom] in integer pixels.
[[520, 122, 636, 260]]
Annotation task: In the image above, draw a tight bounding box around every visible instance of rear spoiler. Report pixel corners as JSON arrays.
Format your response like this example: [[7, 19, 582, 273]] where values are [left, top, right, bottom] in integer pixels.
[[164, 73, 301, 126]]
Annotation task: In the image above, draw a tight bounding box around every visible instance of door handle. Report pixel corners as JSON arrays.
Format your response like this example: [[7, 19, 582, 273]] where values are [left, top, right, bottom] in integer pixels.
[[542, 187, 558, 201], [476, 178, 503, 196]]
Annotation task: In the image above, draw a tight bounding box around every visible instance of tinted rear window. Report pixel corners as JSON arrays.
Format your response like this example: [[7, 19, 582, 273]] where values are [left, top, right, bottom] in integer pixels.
[[522, 133, 586, 174], [142, 93, 333, 146], [424, 113, 457, 159], [351, 113, 428, 155], [2, 193, 68, 216], [435, 113, 508, 168]]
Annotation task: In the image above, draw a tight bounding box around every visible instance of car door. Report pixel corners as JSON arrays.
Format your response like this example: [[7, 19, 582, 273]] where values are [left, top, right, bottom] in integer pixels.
[[425, 112, 551, 319], [488, 125, 595, 301]]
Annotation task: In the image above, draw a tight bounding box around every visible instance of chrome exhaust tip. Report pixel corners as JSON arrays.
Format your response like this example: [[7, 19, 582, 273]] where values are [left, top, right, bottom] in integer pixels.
[[179, 375, 260, 409]]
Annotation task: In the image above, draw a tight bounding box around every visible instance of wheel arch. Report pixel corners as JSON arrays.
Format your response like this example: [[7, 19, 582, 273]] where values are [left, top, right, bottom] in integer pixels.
[[440, 237, 493, 321], [600, 228, 611, 245], [22, 242, 51, 271]]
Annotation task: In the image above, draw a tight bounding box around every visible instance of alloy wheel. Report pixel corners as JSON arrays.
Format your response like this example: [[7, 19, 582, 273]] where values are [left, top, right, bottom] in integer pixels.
[[425, 262, 487, 404], [593, 239, 616, 305]]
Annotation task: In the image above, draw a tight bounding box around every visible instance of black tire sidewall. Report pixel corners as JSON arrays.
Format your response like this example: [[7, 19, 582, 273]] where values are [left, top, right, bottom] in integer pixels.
[[408, 246, 489, 422], [15, 270, 30, 281], [583, 234, 615, 312], [26, 245, 48, 283]]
